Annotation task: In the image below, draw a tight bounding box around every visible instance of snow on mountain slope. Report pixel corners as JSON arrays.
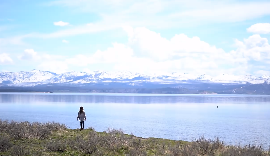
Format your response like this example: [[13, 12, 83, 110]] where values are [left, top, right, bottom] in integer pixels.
[[0, 70, 269, 86], [48, 71, 89, 83], [0, 69, 56, 85]]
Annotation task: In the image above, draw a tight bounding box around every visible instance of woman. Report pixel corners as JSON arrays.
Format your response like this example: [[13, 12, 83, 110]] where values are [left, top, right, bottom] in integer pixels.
[[77, 106, 86, 130]]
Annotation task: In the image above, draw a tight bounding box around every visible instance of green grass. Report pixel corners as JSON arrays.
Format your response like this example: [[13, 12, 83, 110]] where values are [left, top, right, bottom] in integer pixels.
[[0, 120, 269, 156]]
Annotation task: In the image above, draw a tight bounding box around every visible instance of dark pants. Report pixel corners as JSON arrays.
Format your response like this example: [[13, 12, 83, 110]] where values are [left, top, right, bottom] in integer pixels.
[[80, 121, 84, 129]]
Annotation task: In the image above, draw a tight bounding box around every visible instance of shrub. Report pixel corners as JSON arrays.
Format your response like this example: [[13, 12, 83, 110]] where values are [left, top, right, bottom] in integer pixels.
[[46, 140, 67, 152], [128, 148, 147, 156], [1, 120, 269, 155], [0, 120, 8, 131], [68, 135, 98, 154], [0, 134, 12, 152], [10, 145, 30, 156], [192, 137, 224, 155], [0, 120, 67, 140], [222, 145, 265, 156]]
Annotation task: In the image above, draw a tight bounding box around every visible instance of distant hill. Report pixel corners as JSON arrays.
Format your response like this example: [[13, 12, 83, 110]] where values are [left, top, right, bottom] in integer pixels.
[[0, 70, 270, 94]]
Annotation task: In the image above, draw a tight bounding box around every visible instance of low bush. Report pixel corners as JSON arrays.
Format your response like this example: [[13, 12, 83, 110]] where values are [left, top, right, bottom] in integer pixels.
[[0, 134, 12, 152], [10, 145, 30, 156], [0, 120, 67, 140], [68, 134, 98, 154], [46, 140, 67, 152], [221, 145, 265, 156], [0, 119, 269, 156]]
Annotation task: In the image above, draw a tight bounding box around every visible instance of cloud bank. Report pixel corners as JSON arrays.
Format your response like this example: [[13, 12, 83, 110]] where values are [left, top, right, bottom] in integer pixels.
[[20, 26, 269, 76]]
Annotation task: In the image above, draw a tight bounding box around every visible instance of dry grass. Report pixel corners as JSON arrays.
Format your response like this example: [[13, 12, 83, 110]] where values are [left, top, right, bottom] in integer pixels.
[[0, 119, 269, 156]]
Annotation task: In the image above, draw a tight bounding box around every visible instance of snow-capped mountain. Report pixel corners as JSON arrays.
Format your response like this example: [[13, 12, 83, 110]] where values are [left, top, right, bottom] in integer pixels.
[[0, 70, 269, 86], [0, 70, 56, 85]]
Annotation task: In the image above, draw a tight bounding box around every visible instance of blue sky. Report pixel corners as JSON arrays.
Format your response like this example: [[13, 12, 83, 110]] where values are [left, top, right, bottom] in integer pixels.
[[0, 0, 270, 76]]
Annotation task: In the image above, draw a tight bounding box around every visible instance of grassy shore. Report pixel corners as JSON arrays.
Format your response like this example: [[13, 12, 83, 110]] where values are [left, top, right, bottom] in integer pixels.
[[0, 120, 269, 156]]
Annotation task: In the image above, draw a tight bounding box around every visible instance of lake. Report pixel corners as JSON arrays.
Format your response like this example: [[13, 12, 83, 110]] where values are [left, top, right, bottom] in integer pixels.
[[0, 93, 270, 149]]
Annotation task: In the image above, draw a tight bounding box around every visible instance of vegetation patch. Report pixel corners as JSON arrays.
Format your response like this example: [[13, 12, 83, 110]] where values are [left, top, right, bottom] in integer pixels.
[[0, 119, 269, 156]]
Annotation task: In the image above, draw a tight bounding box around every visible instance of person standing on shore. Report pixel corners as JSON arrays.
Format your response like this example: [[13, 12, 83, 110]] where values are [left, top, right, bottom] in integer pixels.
[[77, 106, 86, 130]]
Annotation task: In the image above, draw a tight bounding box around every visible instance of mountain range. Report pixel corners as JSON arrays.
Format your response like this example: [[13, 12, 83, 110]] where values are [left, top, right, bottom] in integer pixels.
[[0, 69, 269, 86], [0, 70, 269, 94]]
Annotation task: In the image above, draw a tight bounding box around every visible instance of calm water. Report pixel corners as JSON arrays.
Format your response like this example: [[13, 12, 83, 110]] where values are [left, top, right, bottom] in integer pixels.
[[0, 93, 270, 149]]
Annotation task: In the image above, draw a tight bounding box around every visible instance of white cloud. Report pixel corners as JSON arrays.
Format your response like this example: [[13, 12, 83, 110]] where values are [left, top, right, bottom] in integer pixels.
[[62, 39, 69, 43], [115, 27, 270, 75], [20, 49, 40, 60], [66, 54, 93, 66], [231, 34, 270, 61], [247, 23, 270, 34], [18, 49, 65, 63], [124, 26, 171, 60], [17, 49, 69, 73], [93, 43, 133, 63], [63, 27, 237, 75], [0, 53, 13, 64], [54, 21, 69, 26], [13, 25, 269, 76], [66, 43, 133, 67], [125, 26, 227, 62], [38, 61, 68, 73], [255, 70, 270, 76]]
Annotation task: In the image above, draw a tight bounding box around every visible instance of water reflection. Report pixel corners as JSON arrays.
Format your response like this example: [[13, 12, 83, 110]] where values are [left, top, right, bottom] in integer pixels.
[[1, 93, 270, 104]]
